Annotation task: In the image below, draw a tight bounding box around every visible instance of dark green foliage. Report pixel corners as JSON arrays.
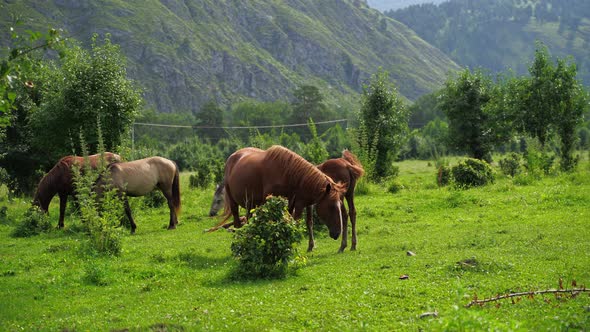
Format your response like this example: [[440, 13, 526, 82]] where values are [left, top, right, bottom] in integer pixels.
[[142, 190, 166, 208], [11, 205, 51, 238], [451, 158, 495, 188], [188, 173, 209, 189], [230, 196, 304, 280], [498, 152, 522, 177]]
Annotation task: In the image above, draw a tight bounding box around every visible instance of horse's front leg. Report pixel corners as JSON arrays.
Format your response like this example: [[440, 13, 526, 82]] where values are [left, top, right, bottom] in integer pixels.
[[338, 202, 349, 253], [122, 197, 137, 234], [58, 193, 68, 228], [305, 207, 315, 252]]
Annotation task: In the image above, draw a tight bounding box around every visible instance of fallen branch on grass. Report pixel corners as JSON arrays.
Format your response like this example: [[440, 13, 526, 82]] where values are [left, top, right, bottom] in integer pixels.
[[466, 279, 589, 308]]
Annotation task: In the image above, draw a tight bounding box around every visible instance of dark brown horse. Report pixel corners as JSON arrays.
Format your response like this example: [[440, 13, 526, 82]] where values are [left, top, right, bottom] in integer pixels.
[[33, 152, 121, 228], [316, 150, 364, 252], [214, 146, 346, 246], [209, 150, 364, 252], [95, 156, 181, 234]]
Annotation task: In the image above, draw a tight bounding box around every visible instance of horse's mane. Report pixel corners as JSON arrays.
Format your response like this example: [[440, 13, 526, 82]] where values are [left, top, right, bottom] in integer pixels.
[[341, 150, 365, 180], [265, 145, 345, 196]]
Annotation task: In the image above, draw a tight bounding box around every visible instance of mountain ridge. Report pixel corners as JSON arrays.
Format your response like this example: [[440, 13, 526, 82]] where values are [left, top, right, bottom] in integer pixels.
[[1, 0, 459, 113]]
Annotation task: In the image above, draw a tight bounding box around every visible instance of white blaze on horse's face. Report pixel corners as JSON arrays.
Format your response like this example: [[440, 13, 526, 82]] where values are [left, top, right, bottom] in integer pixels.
[[317, 198, 342, 240]]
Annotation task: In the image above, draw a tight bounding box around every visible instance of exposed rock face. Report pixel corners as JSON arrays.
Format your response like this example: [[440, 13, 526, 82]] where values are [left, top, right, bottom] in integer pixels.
[[1, 0, 459, 113]]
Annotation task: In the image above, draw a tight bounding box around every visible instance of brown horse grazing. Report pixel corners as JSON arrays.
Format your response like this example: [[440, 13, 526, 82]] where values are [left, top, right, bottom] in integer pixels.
[[95, 156, 181, 234], [209, 150, 364, 252], [316, 150, 364, 252], [33, 152, 121, 228], [215, 146, 346, 247]]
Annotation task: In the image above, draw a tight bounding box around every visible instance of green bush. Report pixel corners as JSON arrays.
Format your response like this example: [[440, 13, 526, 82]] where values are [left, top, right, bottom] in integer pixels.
[[230, 196, 304, 279], [12, 206, 52, 238], [437, 165, 451, 187], [451, 158, 494, 188], [498, 152, 522, 177]]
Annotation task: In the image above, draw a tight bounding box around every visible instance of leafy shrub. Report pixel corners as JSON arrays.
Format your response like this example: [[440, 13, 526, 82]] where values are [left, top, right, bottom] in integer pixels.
[[230, 196, 304, 279], [12, 206, 52, 238], [387, 178, 404, 193], [451, 158, 494, 188], [523, 141, 556, 176], [73, 132, 124, 257], [437, 165, 451, 187], [498, 152, 522, 177]]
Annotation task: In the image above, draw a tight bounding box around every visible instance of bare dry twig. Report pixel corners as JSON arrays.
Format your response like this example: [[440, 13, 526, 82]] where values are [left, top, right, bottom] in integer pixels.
[[466, 280, 589, 308]]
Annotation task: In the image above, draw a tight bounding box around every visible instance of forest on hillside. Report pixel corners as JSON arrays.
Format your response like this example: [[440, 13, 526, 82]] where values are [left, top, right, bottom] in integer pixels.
[[388, 0, 590, 84]]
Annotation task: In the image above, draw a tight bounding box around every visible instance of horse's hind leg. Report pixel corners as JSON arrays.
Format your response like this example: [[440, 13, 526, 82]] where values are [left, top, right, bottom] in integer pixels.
[[347, 193, 357, 251], [166, 197, 177, 230]]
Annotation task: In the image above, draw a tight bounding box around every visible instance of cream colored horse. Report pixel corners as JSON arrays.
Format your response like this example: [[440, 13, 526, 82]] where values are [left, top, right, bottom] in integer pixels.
[[96, 156, 181, 233]]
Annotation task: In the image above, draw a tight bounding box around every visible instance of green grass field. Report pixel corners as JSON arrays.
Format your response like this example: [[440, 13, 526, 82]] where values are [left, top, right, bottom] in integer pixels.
[[1, 159, 589, 331]]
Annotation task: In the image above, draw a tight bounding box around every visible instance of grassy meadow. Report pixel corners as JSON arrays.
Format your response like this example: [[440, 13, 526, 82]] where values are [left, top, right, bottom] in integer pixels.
[[1, 157, 589, 331]]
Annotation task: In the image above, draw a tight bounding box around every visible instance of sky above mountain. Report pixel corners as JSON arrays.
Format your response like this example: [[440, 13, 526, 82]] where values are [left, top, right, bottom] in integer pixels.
[[366, 0, 447, 12]]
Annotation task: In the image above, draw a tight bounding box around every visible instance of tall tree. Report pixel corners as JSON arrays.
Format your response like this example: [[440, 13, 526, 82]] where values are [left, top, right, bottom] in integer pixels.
[[289, 85, 335, 139], [439, 68, 499, 162], [30, 34, 141, 158], [552, 57, 589, 171], [1, 33, 141, 194], [509, 43, 589, 171], [195, 100, 224, 143], [522, 44, 556, 147], [358, 69, 409, 180]]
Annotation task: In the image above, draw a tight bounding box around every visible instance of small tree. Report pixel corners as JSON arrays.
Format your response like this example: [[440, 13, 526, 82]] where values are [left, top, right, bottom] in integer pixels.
[[358, 68, 409, 180], [230, 196, 304, 279]]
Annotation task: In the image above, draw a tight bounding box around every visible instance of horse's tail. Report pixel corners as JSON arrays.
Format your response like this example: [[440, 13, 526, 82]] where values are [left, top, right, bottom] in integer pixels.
[[342, 150, 365, 180], [172, 164, 181, 216]]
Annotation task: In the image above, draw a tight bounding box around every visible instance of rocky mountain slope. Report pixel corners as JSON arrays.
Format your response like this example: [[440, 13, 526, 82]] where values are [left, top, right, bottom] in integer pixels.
[[1, 0, 459, 113]]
